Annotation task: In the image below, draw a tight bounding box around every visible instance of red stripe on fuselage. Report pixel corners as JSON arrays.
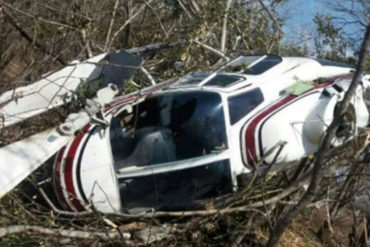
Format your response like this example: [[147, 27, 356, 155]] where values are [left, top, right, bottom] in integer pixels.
[[244, 73, 352, 166], [245, 95, 296, 165], [54, 146, 71, 211], [63, 124, 91, 211], [104, 79, 177, 113]]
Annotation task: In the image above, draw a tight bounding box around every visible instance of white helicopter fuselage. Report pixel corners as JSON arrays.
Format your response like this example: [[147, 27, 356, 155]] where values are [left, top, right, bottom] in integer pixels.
[[52, 55, 369, 213]]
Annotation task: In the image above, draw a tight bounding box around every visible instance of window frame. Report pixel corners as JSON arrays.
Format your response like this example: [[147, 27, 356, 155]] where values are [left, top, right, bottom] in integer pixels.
[[227, 88, 264, 125]]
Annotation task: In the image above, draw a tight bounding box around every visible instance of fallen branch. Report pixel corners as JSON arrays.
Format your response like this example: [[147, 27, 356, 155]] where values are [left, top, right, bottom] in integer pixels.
[[0, 225, 131, 240]]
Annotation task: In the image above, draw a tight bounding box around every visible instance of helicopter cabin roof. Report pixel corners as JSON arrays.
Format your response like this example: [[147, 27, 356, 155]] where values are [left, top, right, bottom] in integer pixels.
[[165, 54, 353, 95]]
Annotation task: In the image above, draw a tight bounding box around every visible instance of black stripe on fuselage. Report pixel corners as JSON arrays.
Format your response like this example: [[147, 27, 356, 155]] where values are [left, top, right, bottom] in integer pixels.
[[76, 126, 98, 204]]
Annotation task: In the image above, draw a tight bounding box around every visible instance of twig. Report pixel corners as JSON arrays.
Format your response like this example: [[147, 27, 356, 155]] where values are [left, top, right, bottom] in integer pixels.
[[38, 187, 92, 217], [176, 0, 193, 19], [362, 217, 369, 246], [325, 186, 333, 234], [350, 204, 359, 246], [229, 17, 250, 50], [229, 214, 255, 247], [140, 67, 156, 85], [80, 29, 93, 58]]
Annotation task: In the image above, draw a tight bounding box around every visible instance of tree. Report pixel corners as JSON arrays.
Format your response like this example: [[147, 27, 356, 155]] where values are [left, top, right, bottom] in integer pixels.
[[267, 22, 370, 247], [313, 14, 347, 61]]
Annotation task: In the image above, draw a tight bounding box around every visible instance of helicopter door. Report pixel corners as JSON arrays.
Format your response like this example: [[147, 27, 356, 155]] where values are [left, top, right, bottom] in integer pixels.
[[117, 158, 232, 213]]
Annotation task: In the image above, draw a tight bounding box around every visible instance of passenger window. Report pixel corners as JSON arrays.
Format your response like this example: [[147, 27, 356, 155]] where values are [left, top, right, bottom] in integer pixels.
[[228, 88, 263, 125], [243, 55, 282, 75]]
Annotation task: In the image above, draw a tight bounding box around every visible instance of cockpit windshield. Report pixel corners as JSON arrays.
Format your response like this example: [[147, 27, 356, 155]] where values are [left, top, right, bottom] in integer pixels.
[[175, 55, 282, 88], [110, 91, 228, 170]]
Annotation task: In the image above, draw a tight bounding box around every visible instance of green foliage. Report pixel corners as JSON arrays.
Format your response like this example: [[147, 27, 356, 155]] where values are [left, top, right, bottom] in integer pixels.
[[313, 14, 347, 61], [279, 42, 310, 57]]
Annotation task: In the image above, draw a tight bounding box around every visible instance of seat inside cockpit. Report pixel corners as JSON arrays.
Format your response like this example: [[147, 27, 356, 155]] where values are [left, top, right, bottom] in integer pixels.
[[109, 90, 228, 171]]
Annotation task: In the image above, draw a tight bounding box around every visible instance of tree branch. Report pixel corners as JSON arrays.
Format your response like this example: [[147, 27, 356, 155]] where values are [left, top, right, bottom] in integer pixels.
[[220, 0, 233, 53], [1, 6, 66, 65], [0, 225, 131, 240], [267, 22, 370, 247], [193, 38, 230, 61], [108, 0, 154, 49], [104, 0, 120, 52]]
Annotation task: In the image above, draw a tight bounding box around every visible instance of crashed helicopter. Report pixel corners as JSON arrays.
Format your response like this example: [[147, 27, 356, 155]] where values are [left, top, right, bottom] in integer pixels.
[[0, 49, 369, 214]]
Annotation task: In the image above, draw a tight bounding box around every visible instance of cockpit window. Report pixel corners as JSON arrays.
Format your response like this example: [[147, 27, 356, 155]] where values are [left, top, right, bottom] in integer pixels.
[[204, 74, 243, 87], [228, 88, 264, 125], [110, 91, 227, 169], [243, 55, 282, 75]]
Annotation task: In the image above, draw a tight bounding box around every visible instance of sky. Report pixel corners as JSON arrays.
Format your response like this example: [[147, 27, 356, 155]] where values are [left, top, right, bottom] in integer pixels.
[[277, 0, 364, 55], [278, 0, 331, 42]]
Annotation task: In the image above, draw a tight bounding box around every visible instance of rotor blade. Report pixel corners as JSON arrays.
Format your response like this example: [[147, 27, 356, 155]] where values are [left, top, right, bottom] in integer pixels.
[[125, 39, 187, 55], [0, 40, 188, 129], [0, 128, 70, 198], [0, 53, 106, 129], [102, 49, 142, 88]]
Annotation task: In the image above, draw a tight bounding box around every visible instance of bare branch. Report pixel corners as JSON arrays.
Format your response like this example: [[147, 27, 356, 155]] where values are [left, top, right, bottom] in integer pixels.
[[0, 1, 78, 31], [220, 0, 233, 53], [104, 0, 120, 52], [256, 0, 282, 34], [108, 0, 154, 49], [144, 1, 169, 39], [176, 0, 193, 20], [1, 6, 66, 65], [193, 38, 230, 61]]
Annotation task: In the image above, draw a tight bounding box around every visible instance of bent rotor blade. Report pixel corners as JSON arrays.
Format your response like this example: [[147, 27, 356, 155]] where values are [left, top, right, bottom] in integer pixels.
[[0, 41, 186, 129], [0, 53, 106, 129], [0, 128, 70, 198], [0, 50, 142, 129], [102, 49, 142, 88]]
